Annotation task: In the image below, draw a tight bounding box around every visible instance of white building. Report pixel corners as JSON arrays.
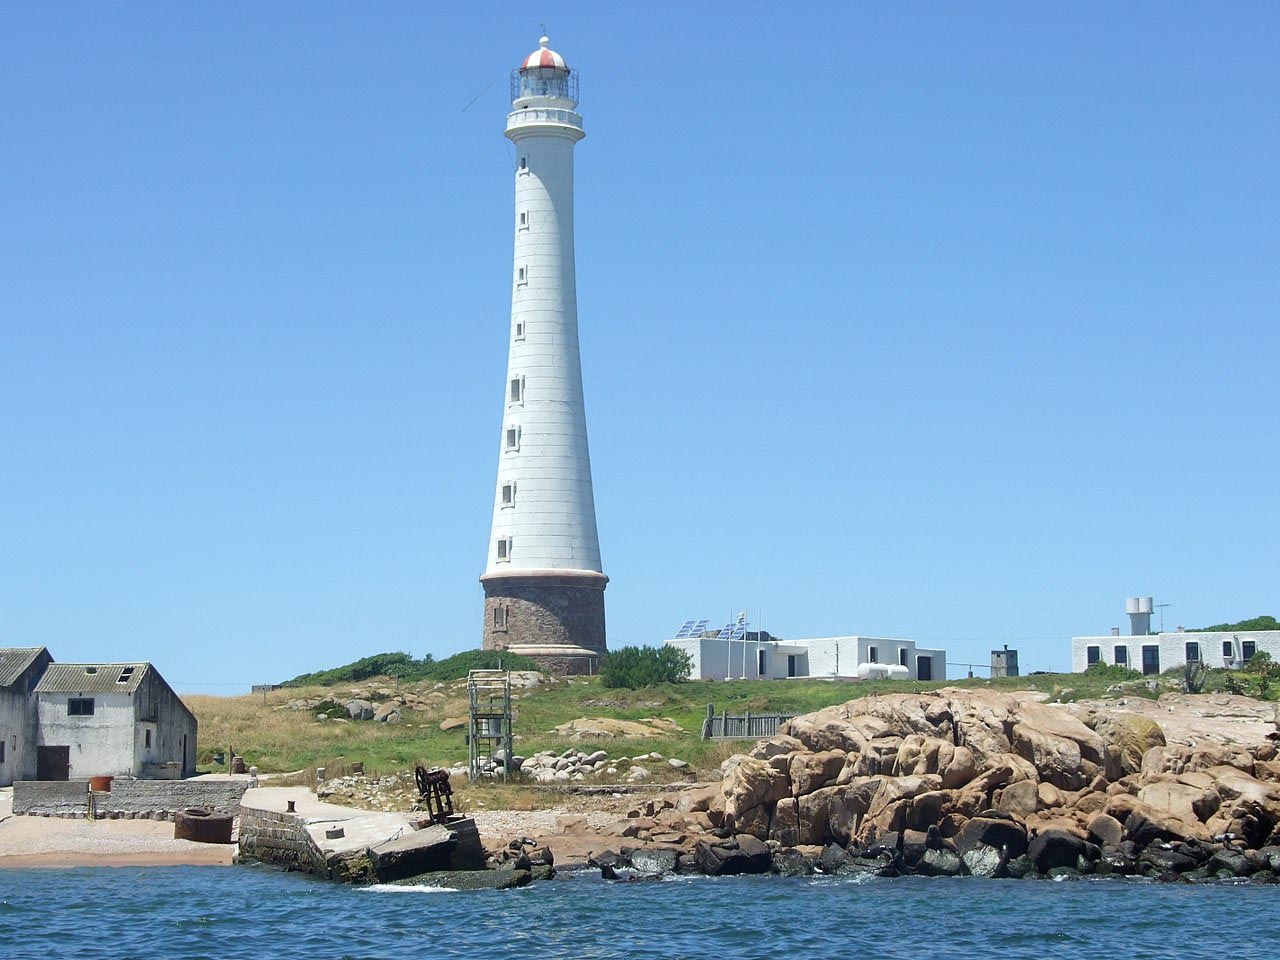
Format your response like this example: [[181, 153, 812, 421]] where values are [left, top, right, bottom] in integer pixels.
[[1071, 630, 1280, 676], [480, 36, 608, 676], [1071, 597, 1280, 675], [665, 623, 946, 682], [32, 662, 197, 780], [0, 647, 54, 786]]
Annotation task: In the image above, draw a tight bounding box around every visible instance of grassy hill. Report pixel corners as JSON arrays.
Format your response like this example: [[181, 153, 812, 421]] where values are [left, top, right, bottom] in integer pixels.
[[183, 668, 1158, 781]]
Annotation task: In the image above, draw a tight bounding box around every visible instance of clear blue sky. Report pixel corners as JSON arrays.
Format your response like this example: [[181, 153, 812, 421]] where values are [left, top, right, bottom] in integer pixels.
[[2, 3, 1277, 691]]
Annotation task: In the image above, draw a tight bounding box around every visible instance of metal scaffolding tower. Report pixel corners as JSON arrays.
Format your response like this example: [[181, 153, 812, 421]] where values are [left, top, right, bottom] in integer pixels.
[[467, 669, 513, 782]]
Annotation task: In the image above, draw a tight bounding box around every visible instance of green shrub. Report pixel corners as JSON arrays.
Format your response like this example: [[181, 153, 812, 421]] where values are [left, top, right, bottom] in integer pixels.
[[1193, 616, 1279, 633], [286, 649, 538, 686], [1083, 661, 1141, 682], [419, 649, 539, 681], [599, 645, 693, 689]]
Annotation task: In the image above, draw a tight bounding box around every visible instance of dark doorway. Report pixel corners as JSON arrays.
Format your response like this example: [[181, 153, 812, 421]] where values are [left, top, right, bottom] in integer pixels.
[[917, 656, 933, 681], [37, 745, 70, 781], [757, 650, 766, 677], [1142, 645, 1160, 675], [787, 655, 797, 678]]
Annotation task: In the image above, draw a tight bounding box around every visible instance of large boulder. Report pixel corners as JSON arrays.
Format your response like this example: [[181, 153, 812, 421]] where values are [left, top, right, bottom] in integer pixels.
[[695, 835, 772, 876], [1138, 778, 1220, 824], [955, 816, 1029, 859], [1008, 702, 1106, 790], [1092, 713, 1166, 778], [630, 847, 679, 875], [789, 749, 846, 796], [1027, 828, 1086, 873], [748, 735, 805, 762], [722, 756, 790, 835], [345, 699, 375, 721], [769, 797, 800, 846]]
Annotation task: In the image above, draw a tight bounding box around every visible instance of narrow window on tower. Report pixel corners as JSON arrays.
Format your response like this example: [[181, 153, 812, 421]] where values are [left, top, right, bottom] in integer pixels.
[[505, 426, 520, 451], [514, 321, 525, 341], [518, 210, 530, 230], [510, 377, 524, 404], [496, 537, 512, 561], [518, 156, 528, 173], [493, 604, 508, 629], [501, 482, 516, 507], [517, 265, 528, 286]]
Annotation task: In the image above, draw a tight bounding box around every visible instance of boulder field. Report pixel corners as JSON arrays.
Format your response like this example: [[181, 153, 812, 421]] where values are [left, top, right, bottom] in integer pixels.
[[596, 688, 1280, 881]]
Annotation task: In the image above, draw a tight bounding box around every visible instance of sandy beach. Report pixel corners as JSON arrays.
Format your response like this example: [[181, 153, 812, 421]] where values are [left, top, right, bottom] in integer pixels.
[[0, 789, 234, 868], [0, 784, 617, 870]]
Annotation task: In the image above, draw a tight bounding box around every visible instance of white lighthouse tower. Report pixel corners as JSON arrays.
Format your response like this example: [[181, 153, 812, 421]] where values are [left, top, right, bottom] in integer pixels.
[[479, 36, 607, 674]]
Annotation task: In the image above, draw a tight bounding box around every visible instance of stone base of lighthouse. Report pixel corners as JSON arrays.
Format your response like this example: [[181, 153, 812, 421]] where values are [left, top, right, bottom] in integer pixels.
[[480, 569, 607, 676]]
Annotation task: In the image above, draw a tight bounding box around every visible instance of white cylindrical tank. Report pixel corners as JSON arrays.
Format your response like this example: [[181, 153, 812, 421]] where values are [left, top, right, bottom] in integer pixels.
[[1125, 597, 1141, 615], [1138, 597, 1154, 614], [857, 663, 910, 681]]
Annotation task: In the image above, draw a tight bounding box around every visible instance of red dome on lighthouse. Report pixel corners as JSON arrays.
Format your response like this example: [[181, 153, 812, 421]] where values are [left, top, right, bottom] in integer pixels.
[[519, 36, 569, 73]]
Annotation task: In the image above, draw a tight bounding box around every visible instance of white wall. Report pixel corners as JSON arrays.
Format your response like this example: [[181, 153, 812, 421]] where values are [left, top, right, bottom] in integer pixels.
[[1071, 630, 1280, 675], [485, 91, 602, 575], [36, 691, 137, 778], [0, 690, 29, 786], [666, 635, 947, 682]]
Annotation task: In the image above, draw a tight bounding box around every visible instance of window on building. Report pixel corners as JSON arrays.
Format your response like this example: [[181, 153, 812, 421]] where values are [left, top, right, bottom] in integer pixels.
[[1243, 640, 1257, 662], [519, 210, 529, 229], [1086, 646, 1101, 666], [510, 377, 523, 403], [68, 698, 95, 716], [1142, 645, 1160, 675], [0, 740, 5, 763], [496, 537, 512, 561], [899, 648, 908, 667], [145, 729, 152, 749], [1185, 642, 1201, 663], [118, 666, 134, 684], [1114, 646, 1128, 665], [501, 482, 516, 506], [493, 605, 508, 629], [514, 321, 525, 341], [517, 266, 528, 285], [867, 646, 878, 663], [1223, 640, 1234, 660], [519, 156, 527, 171], [505, 426, 520, 450]]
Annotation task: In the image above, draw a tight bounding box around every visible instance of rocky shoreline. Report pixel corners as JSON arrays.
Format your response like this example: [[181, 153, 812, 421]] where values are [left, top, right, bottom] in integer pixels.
[[578, 689, 1280, 883]]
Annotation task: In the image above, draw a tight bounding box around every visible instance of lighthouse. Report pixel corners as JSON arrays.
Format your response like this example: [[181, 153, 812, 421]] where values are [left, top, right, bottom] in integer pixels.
[[479, 36, 607, 675]]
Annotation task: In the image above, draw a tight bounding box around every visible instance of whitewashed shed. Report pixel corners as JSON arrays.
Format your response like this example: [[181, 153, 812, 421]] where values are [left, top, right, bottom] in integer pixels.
[[0, 647, 54, 786], [32, 662, 197, 780]]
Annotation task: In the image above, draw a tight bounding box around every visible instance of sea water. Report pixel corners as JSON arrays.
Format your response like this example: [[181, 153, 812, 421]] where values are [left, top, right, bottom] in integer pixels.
[[2, 866, 1278, 960]]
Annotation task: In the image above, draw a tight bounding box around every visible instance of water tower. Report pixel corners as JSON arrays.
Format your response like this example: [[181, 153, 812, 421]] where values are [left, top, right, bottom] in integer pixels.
[[1126, 597, 1154, 636]]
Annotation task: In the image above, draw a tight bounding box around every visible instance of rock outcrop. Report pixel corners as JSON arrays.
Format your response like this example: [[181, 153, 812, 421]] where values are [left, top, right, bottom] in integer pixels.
[[707, 688, 1280, 879]]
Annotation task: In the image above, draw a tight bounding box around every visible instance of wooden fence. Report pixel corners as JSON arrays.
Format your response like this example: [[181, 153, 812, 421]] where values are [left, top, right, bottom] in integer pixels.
[[700, 703, 797, 741]]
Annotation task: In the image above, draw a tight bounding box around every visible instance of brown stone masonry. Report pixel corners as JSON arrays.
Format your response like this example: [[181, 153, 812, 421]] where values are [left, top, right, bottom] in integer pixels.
[[480, 570, 607, 658]]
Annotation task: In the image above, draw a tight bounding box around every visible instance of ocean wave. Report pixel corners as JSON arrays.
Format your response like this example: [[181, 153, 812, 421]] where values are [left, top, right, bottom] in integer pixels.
[[358, 883, 457, 894]]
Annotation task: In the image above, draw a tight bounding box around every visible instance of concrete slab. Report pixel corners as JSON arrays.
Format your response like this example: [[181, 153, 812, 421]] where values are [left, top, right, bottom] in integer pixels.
[[241, 785, 415, 858]]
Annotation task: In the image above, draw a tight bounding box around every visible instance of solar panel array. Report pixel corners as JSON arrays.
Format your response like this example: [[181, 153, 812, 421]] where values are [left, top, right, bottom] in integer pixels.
[[673, 618, 711, 639], [716, 614, 748, 640]]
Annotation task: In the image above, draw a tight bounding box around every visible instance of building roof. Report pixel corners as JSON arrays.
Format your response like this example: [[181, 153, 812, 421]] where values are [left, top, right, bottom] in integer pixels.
[[520, 36, 568, 72], [0, 647, 50, 687], [34, 662, 151, 694]]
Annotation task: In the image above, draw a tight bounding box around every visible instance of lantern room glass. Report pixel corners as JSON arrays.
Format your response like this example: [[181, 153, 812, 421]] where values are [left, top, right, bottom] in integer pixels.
[[511, 68, 579, 104]]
